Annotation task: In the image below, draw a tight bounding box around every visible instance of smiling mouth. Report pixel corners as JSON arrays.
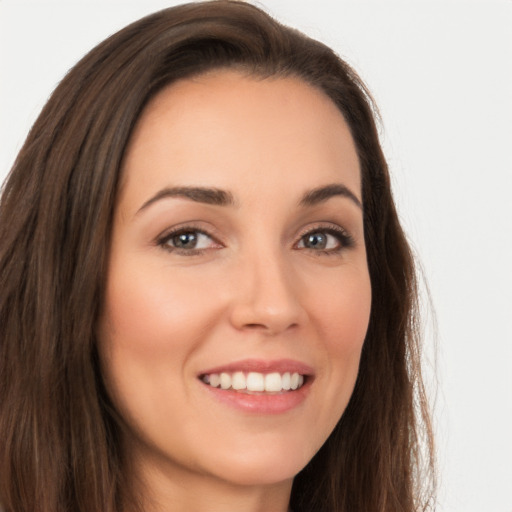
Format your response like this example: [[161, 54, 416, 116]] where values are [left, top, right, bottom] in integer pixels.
[[200, 371, 306, 393]]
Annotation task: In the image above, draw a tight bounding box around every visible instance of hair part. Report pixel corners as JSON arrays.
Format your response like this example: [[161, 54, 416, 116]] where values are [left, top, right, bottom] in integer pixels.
[[0, 2, 435, 511]]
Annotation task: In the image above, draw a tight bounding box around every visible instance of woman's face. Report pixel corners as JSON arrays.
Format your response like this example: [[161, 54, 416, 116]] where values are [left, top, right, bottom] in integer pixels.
[[98, 71, 371, 490]]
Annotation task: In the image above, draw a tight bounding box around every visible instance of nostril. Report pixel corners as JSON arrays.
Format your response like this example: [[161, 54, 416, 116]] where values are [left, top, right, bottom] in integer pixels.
[[242, 321, 299, 333]]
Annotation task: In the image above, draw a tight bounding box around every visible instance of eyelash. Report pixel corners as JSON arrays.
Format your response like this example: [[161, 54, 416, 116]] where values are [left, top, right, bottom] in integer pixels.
[[295, 224, 355, 256], [157, 224, 219, 256], [156, 223, 355, 256]]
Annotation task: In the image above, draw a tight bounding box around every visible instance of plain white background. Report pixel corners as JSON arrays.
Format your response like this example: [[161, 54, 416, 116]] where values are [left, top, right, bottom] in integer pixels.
[[1, 1, 511, 511]]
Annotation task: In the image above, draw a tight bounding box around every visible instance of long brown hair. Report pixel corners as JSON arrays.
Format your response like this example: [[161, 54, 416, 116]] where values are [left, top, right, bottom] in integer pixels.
[[0, 2, 435, 511]]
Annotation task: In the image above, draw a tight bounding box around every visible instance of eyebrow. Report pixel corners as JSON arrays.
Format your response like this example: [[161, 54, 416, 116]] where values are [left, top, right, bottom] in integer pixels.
[[299, 184, 362, 209], [137, 186, 236, 214], [136, 182, 361, 215]]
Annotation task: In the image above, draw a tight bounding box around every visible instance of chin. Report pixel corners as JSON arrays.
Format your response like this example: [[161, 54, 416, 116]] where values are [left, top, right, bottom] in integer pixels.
[[213, 460, 303, 487], [198, 440, 312, 487]]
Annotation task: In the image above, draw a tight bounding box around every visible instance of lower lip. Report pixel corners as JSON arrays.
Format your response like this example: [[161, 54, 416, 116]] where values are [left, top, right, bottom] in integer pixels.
[[200, 379, 311, 414]]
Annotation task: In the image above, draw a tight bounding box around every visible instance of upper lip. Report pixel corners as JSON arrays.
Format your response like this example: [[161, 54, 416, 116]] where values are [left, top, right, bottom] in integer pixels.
[[199, 358, 314, 376]]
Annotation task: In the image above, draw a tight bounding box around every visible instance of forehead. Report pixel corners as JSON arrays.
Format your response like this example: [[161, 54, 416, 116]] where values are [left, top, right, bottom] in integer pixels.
[[120, 70, 361, 207]]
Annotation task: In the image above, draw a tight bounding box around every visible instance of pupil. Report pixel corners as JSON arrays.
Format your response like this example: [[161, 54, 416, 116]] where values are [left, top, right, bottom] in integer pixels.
[[174, 232, 197, 248], [306, 233, 326, 249]]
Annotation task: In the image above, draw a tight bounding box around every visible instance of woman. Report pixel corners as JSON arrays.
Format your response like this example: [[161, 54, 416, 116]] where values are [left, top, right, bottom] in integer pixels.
[[0, 1, 435, 511]]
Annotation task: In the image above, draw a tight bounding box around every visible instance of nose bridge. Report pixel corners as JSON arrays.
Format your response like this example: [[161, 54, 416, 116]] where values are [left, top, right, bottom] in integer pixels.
[[229, 241, 303, 334]]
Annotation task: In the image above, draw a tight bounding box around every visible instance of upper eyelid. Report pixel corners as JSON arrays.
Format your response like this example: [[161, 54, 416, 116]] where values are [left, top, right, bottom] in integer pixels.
[[296, 222, 349, 236], [295, 222, 353, 242], [158, 223, 220, 241]]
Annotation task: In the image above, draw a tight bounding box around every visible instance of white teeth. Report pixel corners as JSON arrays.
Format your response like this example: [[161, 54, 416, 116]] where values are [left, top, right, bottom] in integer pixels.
[[231, 371, 246, 390], [282, 372, 291, 390], [202, 371, 306, 393], [209, 373, 221, 388], [220, 372, 231, 390], [264, 372, 282, 392], [246, 372, 265, 391], [290, 372, 300, 390]]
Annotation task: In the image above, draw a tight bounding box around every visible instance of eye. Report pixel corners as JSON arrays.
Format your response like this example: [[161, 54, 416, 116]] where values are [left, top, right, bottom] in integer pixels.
[[296, 227, 354, 254], [158, 228, 219, 254]]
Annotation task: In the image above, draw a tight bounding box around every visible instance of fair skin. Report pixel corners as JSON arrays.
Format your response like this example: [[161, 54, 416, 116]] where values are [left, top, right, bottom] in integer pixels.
[[98, 71, 372, 512]]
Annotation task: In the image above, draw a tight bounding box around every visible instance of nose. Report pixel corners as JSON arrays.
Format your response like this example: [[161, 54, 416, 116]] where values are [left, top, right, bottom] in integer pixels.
[[228, 250, 305, 335]]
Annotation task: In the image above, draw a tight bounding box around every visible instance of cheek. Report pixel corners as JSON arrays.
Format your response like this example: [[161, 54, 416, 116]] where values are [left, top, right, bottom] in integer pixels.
[[96, 259, 223, 426], [306, 266, 371, 422], [99, 259, 221, 357], [96, 260, 227, 457], [312, 266, 371, 355]]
